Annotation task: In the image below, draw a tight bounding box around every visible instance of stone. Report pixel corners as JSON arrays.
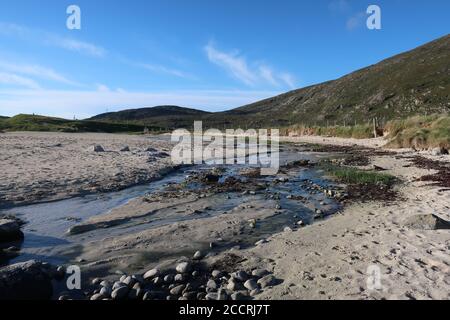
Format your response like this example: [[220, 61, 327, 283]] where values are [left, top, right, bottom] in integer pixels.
[[206, 279, 217, 290], [143, 268, 160, 280], [120, 146, 130, 152], [128, 288, 142, 300], [142, 291, 152, 300], [211, 270, 222, 278], [226, 279, 244, 291], [231, 270, 248, 282], [112, 281, 127, 290], [90, 293, 105, 300], [431, 147, 449, 156], [164, 274, 174, 283], [0, 260, 53, 300], [244, 279, 259, 291], [91, 278, 101, 285], [283, 226, 292, 232], [170, 284, 185, 296], [176, 261, 191, 274], [100, 286, 111, 297], [231, 292, 246, 300], [92, 145, 104, 152], [257, 274, 277, 288], [111, 286, 129, 300], [100, 280, 111, 287], [174, 274, 184, 282], [123, 276, 136, 287], [0, 219, 23, 242], [193, 250, 203, 260], [250, 288, 262, 296], [217, 289, 229, 300], [205, 292, 218, 300], [252, 269, 269, 278]]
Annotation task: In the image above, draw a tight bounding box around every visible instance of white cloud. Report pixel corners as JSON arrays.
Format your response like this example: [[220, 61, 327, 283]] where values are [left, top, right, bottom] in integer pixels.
[[49, 36, 106, 57], [0, 22, 106, 57], [346, 12, 366, 31], [278, 73, 296, 90], [0, 88, 281, 119], [205, 42, 296, 89], [205, 42, 257, 86], [96, 84, 111, 92], [0, 60, 79, 86], [0, 72, 41, 89], [258, 65, 279, 86], [139, 63, 194, 79]]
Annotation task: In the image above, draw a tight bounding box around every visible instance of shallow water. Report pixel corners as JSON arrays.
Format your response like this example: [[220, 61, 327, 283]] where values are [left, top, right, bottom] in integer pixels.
[[0, 145, 340, 269]]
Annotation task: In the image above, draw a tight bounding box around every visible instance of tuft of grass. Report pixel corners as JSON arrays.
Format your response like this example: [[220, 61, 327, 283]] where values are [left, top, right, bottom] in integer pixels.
[[282, 124, 379, 139], [386, 114, 450, 149], [322, 164, 396, 185]]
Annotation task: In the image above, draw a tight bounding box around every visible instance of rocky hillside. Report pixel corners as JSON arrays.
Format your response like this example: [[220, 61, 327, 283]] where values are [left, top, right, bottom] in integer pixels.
[[205, 34, 449, 128]]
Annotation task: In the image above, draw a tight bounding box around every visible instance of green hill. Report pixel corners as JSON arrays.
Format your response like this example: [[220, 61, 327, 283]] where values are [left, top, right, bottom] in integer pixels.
[[90, 105, 211, 129], [0, 114, 152, 133]]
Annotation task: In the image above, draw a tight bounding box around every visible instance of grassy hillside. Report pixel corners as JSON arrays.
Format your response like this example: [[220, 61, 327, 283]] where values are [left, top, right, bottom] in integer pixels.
[[90, 105, 211, 130], [203, 34, 450, 129], [0, 114, 154, 133]]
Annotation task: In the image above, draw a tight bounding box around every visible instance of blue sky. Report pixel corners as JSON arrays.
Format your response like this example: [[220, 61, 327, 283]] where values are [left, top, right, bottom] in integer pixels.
[[0, 0, 448, 119]]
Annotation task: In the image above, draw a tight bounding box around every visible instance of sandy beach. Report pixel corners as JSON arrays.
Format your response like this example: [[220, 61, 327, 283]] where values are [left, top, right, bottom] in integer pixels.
[[1, 132, 449, 300], [0, 132, 174, 208]]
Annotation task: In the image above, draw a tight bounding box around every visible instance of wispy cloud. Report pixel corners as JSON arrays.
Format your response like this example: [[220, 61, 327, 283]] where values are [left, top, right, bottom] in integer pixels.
[[0, 22, 106, 57], [139, 63, 195, 79], [0, 72, 41, 89], [0, 60, 79, 86], [49, 36, 106, 57], [204, 42, 296, 89], [205, 42, 257, 86], [346, 12, 366, 31]]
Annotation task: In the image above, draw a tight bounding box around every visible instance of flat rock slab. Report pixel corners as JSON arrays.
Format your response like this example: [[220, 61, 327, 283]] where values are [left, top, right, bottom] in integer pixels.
[[0, 260, 53, 300], [0, 219, 23, 242]]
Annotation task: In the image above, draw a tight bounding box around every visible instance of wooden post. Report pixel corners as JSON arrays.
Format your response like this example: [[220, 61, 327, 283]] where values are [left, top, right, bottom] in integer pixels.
[[373, 118, 377, 138]]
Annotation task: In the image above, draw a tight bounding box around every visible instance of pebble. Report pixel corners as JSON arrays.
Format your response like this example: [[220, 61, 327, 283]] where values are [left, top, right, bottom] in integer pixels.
[[244, 279, 259, 291], [193, 251, 203, 260], [112, 281, 127, 290], [174, 274, 184, 282], [176, 262, 191, 274], [257, 274, 277, 288], [90, 293, 105, 300], [164, 274, 174, 283], [250, 288, 262, 296], [231, 292, 246, 300], [143, 268, 160, 280], [123, 275, 135, 286], [111, 286, 129, 300], [207, 279, 218, 290], [211, 270, 222, 278], [284, 226, 292, 232], [231, 270, 248, 282], [100, 286, 112, 297], [252, 269, 269, 277], [170, 284, 185, 296]]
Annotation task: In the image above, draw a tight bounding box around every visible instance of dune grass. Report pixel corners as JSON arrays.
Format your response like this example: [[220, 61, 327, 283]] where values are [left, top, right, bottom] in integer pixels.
[[385, 114, 450, 149], [282, 124, 377, 139], [322, 165, 396, 185]]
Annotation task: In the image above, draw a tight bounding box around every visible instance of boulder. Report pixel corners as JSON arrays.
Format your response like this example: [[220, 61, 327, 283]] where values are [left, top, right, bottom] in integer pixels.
[[0, 219, 24, 242], [0, 260, 53, 300], [404, 214, 450, 230], [91, 145, 105, 152], [431, 147, 449, 156]]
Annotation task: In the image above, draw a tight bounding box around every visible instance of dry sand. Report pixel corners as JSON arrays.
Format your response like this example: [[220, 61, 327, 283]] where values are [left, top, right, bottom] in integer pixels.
[[0, 132, 174, 207]]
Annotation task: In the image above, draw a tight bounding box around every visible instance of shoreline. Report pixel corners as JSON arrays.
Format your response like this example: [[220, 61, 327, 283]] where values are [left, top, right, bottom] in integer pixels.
[[1, 131, 449, 300]]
